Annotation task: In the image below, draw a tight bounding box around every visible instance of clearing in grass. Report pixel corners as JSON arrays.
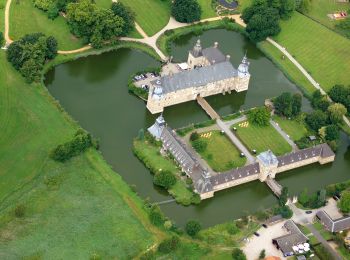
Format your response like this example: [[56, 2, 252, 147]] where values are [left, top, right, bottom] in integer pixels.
[[273, 12, 350, 91], [233, 121, 292, 156], [272, 115, 308, 141], [118, 0, 171, 36], [191, 130, 247, 172], [198, 0, 218, 19]]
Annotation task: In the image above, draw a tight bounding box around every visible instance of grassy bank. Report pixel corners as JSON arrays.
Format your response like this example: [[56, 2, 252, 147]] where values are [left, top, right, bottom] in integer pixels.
[[133, 138, 200, 206], [273, 12, 350, 91], [272, 115, 308, 141], [157, 19, 247, 56], [0, 49, 159, 258], [233, 121, 292, 156]]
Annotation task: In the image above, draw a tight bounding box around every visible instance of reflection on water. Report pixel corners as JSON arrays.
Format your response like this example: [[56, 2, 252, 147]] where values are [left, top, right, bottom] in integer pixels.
[[45, 29, 350, 227]]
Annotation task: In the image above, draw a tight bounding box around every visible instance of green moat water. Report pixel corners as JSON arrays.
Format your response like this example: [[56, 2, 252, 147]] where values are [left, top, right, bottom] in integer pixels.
[[45, 29, 350, 227]]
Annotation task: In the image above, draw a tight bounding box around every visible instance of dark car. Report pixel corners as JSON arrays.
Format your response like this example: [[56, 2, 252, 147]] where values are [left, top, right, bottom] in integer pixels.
[[262, 224, 267, 228], [306, 210, 312, 214], [254, 232, 260, 237]]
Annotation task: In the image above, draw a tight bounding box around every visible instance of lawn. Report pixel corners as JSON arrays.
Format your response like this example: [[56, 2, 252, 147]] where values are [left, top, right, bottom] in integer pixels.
[[233, 121, 292, 156], [119, 0, 171, 36], [198, 0, 217, 19], [305, 0, 350, 37], [313, 221, 333, 241], [237, 0, 253, 12], [9, 0, 84, 50], [274, 12, 350, 91], [191, 131, 247, 172], [257, 41, 316, 97], [0, 51, 157, 258], [272, 115, 308, 141], [133, 138, 199, 205]]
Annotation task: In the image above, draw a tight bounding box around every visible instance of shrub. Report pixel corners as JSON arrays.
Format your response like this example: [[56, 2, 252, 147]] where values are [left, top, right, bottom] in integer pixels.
[[338, 190, 350, 213], [14, 204, 26, 218], [153, 170, 177, 189], [171, 0, 201, 23], [227, 222, 240, 235], [248, 107, 270, 126], [149, 205, 165, 226], [185, 220, 201, 237], [231, 248, 246, 260], [157, 236, 180, 253], [190, 131, 199, 141], [192, 139, 207, 153]]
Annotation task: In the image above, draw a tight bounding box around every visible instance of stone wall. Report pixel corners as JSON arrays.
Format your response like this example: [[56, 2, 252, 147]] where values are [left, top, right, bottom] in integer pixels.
[[213, 174, 259, 193]]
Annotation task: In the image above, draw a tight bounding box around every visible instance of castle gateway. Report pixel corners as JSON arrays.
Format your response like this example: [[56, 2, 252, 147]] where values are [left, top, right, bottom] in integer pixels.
[[146, 40, 251, 114]]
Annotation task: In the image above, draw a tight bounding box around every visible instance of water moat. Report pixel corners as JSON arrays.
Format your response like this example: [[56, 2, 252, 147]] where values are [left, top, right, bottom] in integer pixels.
[[45, 29, 350, 227]]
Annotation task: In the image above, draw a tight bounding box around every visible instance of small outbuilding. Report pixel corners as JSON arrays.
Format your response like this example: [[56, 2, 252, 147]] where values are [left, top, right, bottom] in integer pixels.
[[316, 210, 350, 233]]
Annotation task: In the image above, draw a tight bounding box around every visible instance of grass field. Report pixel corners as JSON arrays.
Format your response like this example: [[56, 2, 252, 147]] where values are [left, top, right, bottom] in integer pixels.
[[191, 131, 246, 172], [233, 121, 292, 156], [9, 0, 84, 50], [305, 0, 350, 37], [0, 50, 159, 258], [237, 0, 253, 12], [274, 12, 350, 91], [198, 0, 217, 19], [272, 115, 308, 141], [119, 0, 171, 36], [133, 139, 198, 205]]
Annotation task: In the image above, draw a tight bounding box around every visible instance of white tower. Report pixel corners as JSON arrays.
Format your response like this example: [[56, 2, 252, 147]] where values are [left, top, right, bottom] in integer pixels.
[[238, 54, 250, 78]]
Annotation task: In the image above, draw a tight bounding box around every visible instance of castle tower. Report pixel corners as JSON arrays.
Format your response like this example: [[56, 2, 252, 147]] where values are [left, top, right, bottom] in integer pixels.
[[192, 39, 202, 57], [236, 53, 251, 92], [187, 39, 205, 69], [257, 150, 279, 182], [147, 114, 166, 140], [146, 80, 164, 114]]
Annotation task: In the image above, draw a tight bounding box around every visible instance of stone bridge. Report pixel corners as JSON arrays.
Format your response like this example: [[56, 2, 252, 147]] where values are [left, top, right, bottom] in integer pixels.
[[265, 177, 282, 197]]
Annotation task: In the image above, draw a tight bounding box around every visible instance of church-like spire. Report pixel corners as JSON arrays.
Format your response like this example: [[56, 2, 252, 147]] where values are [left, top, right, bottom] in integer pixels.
[[238, 52, 250, 78], [192, 39, 202, 57]]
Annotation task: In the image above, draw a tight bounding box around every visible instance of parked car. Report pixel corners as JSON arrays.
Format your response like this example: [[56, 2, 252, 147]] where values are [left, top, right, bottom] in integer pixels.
[[306, 210, 312, 214], [254, 232, 260, 237], [262, 224, 267, 228]]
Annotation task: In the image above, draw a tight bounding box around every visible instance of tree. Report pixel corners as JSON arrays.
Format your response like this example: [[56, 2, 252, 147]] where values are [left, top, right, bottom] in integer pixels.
[[279, 187, 289, 206], [297, 0, 311, 13], [305, 110, 328, 131], [158, 236, 180, 253], [338, 190, 350, 213], [231, 248, 247, 260], [111, 2, 135, 36], [248, 107, 270, 126], [329, 84, 350, 111], [0, 31, 4, 47], [171, 0, 201, 23], [46, 36, 58, 59], [259, 249, 266, 259], [192, 139, 207, 153], [325, 124, 340, 141], [149, 205, 165, 226], [153, 170, 177, 189], [298, 188, 309, 206], [185, 220, 201, 237], [279, 0, 295, 20], [190, 131, 199, 141], [48, 4, 59, 20], [245, 7, 281, 42], [291, 93, 302, 116], [20, 58, 42, 83], [328, 103, 347, 124]]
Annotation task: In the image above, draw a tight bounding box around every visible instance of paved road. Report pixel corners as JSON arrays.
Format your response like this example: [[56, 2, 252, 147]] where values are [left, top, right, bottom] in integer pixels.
[[270, 119, 298, 151], [224, 115, 247, 127], [216, 119, 255, 164]]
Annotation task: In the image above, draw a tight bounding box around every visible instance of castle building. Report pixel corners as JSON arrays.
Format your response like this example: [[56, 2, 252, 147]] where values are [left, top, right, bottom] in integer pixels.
[[146, 40, 250, 114]]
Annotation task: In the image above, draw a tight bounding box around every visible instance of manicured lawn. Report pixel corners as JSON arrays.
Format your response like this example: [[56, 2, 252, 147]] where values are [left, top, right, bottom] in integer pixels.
[[9, 0, 84, 50], [198, 0, 217, 19], [258, 41, 316, 97], [238, 0, 253, 12], [274, 12, 350, 91], [119, 0, 171, 36], [192, 131, 247, 172], [233, 121, 292, 156], [133, 139, 198, 205], [0, 52, 156, 258], [313, 221, 333, 241], [272, 115, 308, 141], [306, 0, 350, 36]]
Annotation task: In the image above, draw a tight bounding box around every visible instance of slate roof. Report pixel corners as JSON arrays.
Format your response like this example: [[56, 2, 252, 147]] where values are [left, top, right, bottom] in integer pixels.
[[316, 210, 350, 232], [273, 220, 308, 256], [258, 150, 278, 167], [210, 163, 260, 187], [155, 61, 237, 94], [202, 47, 227, 64], [277, 143, 334, 167]]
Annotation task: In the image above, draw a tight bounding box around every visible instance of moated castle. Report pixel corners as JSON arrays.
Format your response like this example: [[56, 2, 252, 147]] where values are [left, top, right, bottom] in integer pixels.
[[146, 40, 250, 114]]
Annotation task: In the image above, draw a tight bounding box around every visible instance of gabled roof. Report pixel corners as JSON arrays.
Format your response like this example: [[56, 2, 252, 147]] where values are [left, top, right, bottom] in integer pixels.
[[316, 210, 350, 232], [202, 47, 226, 64]]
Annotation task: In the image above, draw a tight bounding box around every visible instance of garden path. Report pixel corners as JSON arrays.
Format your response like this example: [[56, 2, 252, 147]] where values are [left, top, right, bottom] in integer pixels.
[[269, 119, 298, 151]]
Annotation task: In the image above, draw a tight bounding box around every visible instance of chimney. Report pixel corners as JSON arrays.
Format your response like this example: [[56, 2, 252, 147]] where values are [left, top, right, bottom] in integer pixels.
[[226, 55, 231, 61], [214, 42, 218, 48]]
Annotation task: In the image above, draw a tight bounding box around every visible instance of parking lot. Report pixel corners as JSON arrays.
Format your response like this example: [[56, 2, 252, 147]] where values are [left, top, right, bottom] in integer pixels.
[[133, 72, 160, 91]]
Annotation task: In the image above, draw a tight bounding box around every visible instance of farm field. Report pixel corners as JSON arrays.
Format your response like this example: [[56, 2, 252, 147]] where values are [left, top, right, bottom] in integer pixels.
[[9, 0, 84, 50], [233, 121, 292, 156], [119, 0, 171, 36], [191, 131, 247, 172], [0, 51, 156, 258], [274, 12, 350, 91], [272, 116, 308, 141]]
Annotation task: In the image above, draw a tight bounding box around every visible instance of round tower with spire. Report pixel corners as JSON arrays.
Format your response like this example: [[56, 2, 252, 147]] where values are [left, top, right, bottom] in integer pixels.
[[187, 39, 205, 69], [236, 53, 251, 91]]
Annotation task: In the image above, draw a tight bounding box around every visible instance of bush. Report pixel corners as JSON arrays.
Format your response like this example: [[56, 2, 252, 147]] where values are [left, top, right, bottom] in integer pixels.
[[274, 92, 302, 117], [171, 0, 201, 23], [227, 222, 240, 235], [192, 139, 207, 153], [190, 132, 199, 141], [231, 248, 246, 260], [338, 190, 350, 213], [50, 129, 94, 162], [305, 110, 328, 132], [248, 107, 270, 126], [0, 31, 4, 47], [153, 170, 177, 189], [14, 204, 26, 218], [185, 220, 201, 237], [158, 236, 180, 253], [149, 205, 165, 226], [275, 205, 293, 219]]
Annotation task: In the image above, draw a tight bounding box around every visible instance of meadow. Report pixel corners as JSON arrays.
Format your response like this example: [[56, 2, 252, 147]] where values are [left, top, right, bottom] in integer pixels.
[[272, 116, 308, 141], [274, 12, 350, 91]]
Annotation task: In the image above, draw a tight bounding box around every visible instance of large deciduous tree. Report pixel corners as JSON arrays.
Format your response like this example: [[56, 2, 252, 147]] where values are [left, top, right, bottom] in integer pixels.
[[328, 103, 347, 124], [338, 190, 350, 213], [305, 110, 328, 131], [171, 0, 201, 23], [248, 107, 271, 126], [111, 2, 135, 36]]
